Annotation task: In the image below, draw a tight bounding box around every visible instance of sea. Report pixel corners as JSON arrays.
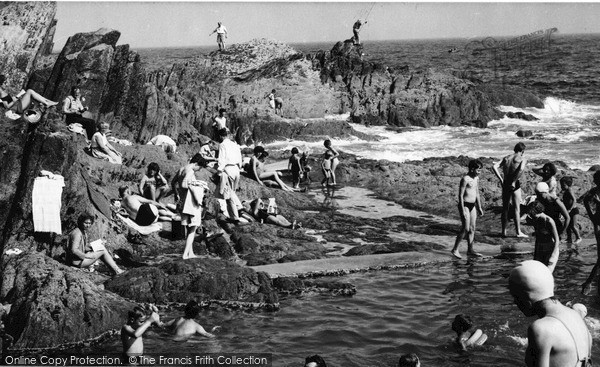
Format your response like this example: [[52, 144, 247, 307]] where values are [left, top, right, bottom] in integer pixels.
[[72, 35, 600, 366], [138, 33, 600, 171]]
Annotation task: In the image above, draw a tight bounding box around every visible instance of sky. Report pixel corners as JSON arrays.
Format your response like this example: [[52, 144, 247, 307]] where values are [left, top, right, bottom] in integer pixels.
[[53, 2, 600, 51]]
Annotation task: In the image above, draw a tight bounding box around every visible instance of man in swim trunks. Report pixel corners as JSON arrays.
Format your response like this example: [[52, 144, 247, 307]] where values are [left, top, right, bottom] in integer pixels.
[[509, 260, 592, 367], [119, 186, 177, 225], [209, 22, 228, 51], [582, 171, 600, 295], [493, 142, 528, 238], [451, 159, 484, 259]]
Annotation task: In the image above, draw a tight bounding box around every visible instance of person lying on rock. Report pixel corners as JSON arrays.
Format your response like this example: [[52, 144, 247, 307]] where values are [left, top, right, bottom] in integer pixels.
[[247, 146, 295, 192], [119, 186, 178, 226], [139, 162, 170, 203], [90, 122, 122, 164], [249, 198, 299, 229], [161, 300, 217, 339], [122, 305, 161, 360], [0, 74, 58, 119], [66, 214, 124, 275], [62, 86, 95, 140]]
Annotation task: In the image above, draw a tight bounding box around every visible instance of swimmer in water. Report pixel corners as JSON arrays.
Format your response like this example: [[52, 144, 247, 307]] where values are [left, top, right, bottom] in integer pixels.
[[452, 314, 488, 351]]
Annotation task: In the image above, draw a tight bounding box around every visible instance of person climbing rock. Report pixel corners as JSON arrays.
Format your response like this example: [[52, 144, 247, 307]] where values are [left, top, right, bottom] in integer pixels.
[[353, 19, 367, 45]]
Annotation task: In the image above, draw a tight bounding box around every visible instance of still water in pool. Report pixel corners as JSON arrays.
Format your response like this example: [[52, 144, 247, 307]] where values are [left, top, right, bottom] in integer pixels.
[[79, 249, 600, 367]]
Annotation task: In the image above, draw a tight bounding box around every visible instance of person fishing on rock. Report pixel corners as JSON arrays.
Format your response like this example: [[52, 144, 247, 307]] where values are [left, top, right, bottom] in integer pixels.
[[352, 19, 367, 45]]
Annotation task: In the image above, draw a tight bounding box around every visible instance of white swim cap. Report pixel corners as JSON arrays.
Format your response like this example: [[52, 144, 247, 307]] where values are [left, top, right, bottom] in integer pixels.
[[535, 182, 550, 194]]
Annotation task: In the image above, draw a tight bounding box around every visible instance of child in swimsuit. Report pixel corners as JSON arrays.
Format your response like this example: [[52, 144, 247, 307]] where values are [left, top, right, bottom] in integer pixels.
[[288, 147, 304, 189], [321, 150, 334, 187], [139, 162, 170, 202], [452, 314, 488, 351], [560, 176, 582, 244], [451, 159, 484, 259]]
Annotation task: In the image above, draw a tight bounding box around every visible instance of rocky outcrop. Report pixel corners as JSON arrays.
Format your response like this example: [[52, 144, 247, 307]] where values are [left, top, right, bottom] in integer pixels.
[[2, 253, 133, 348], [0, 2, 56, 91], [105, 258, 278, 304]]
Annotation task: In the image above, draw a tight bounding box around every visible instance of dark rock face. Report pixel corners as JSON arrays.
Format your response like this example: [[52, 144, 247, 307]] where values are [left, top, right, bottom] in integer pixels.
[[516, 129, 533, 138], [231, 223, 327, 266], [2, 253, 133, 348], [105, 258, 278, 304], [273, 277, 357, 296], [507, 112, 539, 121], [0, 2, 57, 91]]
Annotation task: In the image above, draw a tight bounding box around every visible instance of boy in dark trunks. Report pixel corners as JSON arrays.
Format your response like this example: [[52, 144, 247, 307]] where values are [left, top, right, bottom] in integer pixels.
[[451, 159, 484, 259], [560, 176, 582, 244], [493, 142, 528, 238]]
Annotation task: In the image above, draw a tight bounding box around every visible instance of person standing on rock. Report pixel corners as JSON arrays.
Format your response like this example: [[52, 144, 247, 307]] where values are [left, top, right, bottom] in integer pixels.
[[352, 19, 367, 45], [451, 159, 484, 259], [62, 86, 96, 140], [213, 108, 228, 132], [215, 128, 243, 223], [172, 154, 209, 260], [492, 142, 528, 238], [209, 22, 228, 51], [581, 171, 600, 295]]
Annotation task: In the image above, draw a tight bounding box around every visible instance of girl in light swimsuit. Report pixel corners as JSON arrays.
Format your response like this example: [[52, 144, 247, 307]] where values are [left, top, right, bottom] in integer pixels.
[[451, 159, 484, 259]]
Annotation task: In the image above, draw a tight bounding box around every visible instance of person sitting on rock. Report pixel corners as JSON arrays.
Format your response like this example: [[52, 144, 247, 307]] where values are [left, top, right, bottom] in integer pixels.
[[119, 186, 178, 226], [139, 162, 170, 203], [90, 122, 122, 164], [0, 74, 58, 119], [199, 140, 218, 168], [452, 314, 487, 351], [66, 214, 124, 275], [161, 300, 217, 339], [249, 198, 299, 229], [62, 86, 96, 140], [247, 146, 294, 192]]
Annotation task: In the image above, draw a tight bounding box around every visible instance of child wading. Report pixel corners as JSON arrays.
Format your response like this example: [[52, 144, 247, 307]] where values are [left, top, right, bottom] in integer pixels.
[[451, 159, 484, 259], [288, 147, 304, 189]]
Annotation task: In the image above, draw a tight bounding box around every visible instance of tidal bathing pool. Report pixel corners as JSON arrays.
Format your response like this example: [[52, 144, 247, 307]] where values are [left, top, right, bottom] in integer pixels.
[[74, 250, 599, 367]]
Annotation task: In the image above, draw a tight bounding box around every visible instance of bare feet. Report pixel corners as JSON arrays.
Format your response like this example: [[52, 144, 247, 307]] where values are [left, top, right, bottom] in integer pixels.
[[114, 268, 125, 276], [516, 232, 528, 238], [451, 250, 462, 259], [467, 251, 483, 257], [574, 238, 582, 244], [46, 100, 58, 107], [183, 253, 199, 260]]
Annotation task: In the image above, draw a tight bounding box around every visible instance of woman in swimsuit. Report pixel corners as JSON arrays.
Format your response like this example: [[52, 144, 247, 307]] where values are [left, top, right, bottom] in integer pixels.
[[527, 201, 560, 273], [451, 159, 484, 259], [0, 74, 58, 118], [67, 214, 123, 275], [247, 146, 294, 192]]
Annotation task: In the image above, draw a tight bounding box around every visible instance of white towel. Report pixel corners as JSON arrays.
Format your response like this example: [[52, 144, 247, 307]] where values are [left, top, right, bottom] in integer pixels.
[[32, 176, 65, 234], [117, 214, 162, 235]]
